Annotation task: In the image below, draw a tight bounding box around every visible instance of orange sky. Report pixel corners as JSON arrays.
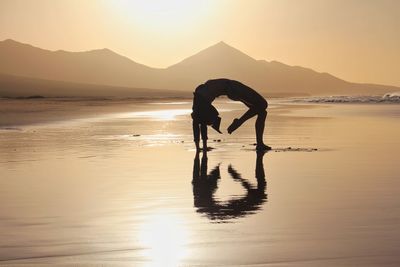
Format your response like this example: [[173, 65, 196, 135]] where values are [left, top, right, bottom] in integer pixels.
[[0, 0, 399, 86]]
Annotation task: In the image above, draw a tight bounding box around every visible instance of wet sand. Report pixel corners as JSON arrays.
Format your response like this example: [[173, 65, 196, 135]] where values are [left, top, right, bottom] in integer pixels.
[[0, 99, 399, 266]]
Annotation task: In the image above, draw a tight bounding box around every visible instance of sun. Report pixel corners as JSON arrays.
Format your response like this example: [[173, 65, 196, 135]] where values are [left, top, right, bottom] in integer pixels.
[[109, 0, 212, 32]]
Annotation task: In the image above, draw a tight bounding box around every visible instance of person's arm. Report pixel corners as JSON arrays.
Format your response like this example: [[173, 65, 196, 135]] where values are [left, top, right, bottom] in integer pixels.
[[192, 118, 201, 150]]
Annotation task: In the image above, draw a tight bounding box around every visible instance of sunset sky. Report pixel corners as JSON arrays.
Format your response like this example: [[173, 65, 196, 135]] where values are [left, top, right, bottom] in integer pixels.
[[1, 0, 399, 86]]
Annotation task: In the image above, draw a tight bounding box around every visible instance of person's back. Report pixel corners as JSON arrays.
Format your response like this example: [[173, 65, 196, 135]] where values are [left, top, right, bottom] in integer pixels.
[[225, 79, 267, 109], [196, 79, 265, 104], [194, 79, 229, 103]]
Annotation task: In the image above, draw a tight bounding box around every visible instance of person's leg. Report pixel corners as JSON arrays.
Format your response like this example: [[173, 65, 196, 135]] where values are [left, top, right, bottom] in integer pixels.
[[227, 108, 257, 134], [200, 123, 208, 151], [255, 109, 267, 145], [228, 104, 271, 151], [255, 110, 271, 151]]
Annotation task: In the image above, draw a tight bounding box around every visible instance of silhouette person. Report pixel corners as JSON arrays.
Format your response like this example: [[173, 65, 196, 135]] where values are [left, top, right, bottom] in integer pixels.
[[192, 150, 267, 221], [192, 78, 271, 152]]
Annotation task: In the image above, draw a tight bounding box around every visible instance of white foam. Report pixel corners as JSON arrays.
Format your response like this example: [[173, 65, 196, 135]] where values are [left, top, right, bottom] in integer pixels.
[[293, 94, 400, 104]]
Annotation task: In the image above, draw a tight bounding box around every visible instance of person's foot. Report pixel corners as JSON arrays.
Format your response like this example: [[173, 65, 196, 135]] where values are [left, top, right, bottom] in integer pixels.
[[227, 118, 241, 134], [256, 144, 272, 151], [201, 146, 214, 152]]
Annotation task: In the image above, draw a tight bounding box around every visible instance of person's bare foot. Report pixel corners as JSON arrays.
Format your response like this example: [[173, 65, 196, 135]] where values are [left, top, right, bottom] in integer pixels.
[[227, 118, 241, 134], [256, 144, 272, 151], [201, 146, 214, 152]]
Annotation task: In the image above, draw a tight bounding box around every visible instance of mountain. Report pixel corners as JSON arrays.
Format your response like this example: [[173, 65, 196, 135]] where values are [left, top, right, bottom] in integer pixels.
[[162, 42, 397, 95], [159, 42, 266, 90], [0, 73, 189, 98], [0, 39, 157, 88], [0, 39, 398, 97]]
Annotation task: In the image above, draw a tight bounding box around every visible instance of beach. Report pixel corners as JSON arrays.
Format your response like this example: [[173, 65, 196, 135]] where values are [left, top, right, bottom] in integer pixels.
[[0, 99, 399, 266]]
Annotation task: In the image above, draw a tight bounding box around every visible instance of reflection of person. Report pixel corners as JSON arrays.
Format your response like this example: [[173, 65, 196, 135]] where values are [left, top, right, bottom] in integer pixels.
[[191, 78, 271, 152], [192, 150, 267, 221]]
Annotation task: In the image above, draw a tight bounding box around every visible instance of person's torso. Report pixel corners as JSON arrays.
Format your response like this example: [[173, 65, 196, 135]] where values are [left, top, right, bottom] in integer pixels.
[[226, 80, 266, 105], [195, 78, 266, 106], [195, 79, 230, 102]]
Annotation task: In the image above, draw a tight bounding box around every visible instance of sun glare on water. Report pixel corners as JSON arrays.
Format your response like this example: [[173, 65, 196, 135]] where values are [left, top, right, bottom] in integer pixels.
[[138, 212, 190, 266], [124, 109, 192, 121], [110, 0, 212, 32]]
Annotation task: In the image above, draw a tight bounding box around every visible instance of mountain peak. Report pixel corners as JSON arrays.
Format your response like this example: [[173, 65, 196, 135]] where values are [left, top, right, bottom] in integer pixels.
[[208, 41, 246, 53], [86, 47, 115, 55], [0, 39, 49, 53], [2, 38, 18, 43], [214, 41, 229, 46], [168, 41, 256, 69], [1, 39, 31, 47], [2, 39, 120, 59]]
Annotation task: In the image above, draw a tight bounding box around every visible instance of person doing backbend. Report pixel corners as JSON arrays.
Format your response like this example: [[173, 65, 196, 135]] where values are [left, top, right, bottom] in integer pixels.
[[191, 78, 271, 151]]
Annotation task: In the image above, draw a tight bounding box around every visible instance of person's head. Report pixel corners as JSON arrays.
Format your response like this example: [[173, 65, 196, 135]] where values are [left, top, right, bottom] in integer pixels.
[[203, 105, 222, 134], [192, 102, 222, 133], [192, 90, 222, 133]]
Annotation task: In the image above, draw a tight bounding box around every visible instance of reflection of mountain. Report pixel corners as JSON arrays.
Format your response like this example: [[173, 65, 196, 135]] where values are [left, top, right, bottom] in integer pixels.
[[192, 151, 267, 222], [1, 39, 398, 97]]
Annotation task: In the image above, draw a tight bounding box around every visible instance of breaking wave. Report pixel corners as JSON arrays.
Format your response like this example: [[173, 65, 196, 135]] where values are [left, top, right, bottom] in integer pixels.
[[294, 92, 400, 103]]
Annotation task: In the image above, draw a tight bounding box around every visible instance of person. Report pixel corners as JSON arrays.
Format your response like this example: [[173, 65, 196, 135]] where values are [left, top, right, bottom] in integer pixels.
[[191, 78, 271, 151]]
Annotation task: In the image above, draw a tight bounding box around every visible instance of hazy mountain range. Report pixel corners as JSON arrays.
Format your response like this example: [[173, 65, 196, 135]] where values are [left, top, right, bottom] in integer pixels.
[[0, 39, 398, 98]]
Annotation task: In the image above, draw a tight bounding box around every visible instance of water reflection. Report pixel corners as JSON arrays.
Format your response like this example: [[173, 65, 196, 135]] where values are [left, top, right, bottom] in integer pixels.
[[138, 211, 189, 266], [123, 109, 192, 121], [192, 151, 267, 222]]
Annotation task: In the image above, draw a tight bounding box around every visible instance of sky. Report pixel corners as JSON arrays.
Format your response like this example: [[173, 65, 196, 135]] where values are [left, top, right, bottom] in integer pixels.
[[0, 0, 400, 86]]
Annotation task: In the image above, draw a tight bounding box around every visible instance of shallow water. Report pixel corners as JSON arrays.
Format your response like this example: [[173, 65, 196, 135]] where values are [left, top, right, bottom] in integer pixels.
[[0, 100, 399, 266]]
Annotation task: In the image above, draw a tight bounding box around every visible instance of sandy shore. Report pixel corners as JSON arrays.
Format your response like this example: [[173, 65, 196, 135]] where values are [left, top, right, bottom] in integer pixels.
[[0, 100, 399, 266]]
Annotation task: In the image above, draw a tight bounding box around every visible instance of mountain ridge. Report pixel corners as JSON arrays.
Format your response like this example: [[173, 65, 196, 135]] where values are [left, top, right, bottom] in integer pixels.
[[0, 39, 397, 97]]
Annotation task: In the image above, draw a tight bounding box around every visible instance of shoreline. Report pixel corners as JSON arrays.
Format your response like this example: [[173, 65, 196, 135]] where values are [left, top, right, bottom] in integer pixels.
[[0, 97, 289, 128], [2, 96, 397, 129]]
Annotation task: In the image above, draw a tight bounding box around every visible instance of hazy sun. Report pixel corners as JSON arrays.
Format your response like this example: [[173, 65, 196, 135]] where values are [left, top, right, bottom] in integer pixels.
[[110, 0, 212, 32]]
